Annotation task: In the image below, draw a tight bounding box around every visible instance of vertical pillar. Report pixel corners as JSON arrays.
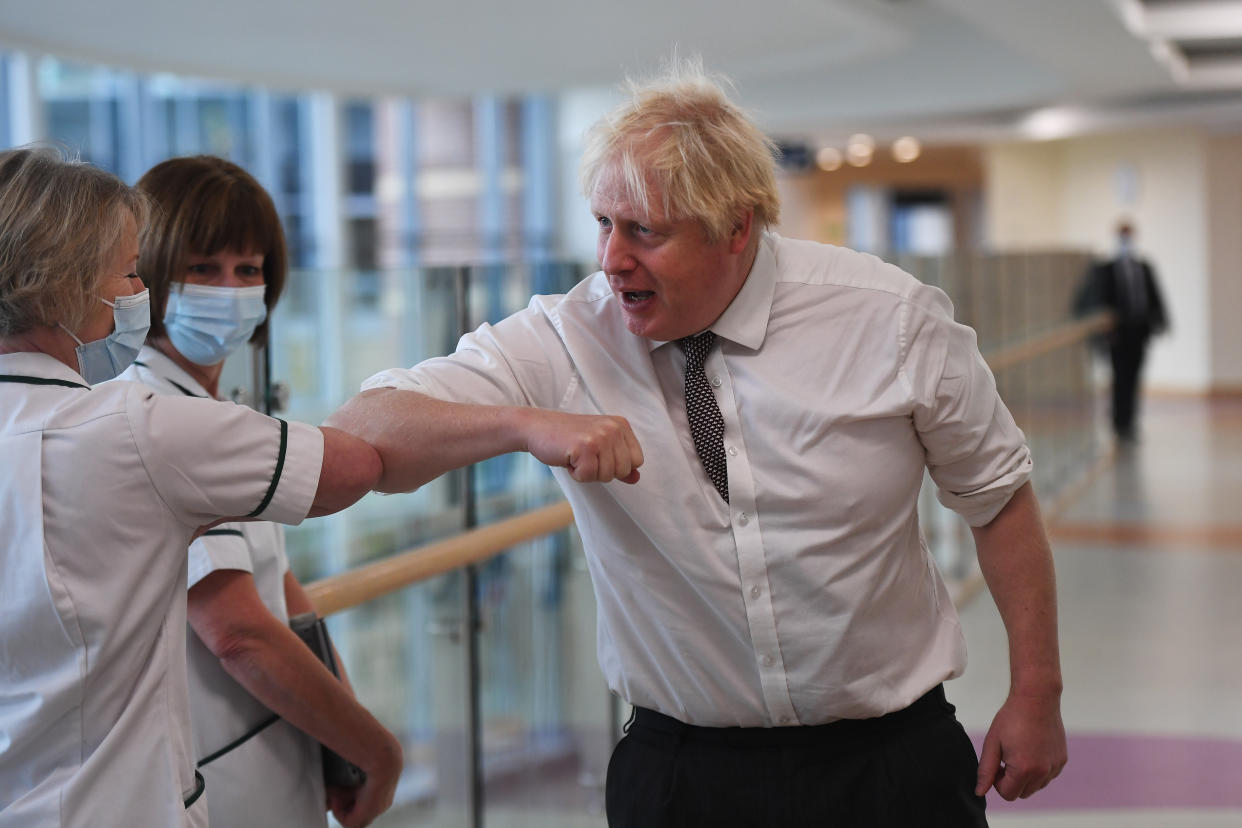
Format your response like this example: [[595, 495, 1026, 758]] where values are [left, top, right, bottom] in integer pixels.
[[4, 52, 42, 146], [304, 91, 344, 270], [474, 94, 506, 266], [173, 93, 200, 156], [247, 89, 277, 196], [115, 73, 145, 183]]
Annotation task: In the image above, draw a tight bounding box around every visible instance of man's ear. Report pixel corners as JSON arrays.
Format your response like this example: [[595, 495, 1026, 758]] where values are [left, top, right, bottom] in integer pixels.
[[728, 209, 755, 255]]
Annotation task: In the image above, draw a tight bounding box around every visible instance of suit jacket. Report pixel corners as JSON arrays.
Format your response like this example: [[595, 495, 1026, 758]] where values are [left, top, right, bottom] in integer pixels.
[[1076, 255, 1169, 339]]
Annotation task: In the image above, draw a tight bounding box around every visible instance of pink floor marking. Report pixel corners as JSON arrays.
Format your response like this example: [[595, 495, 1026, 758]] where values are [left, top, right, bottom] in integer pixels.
[[970, 731, 1242, 812]]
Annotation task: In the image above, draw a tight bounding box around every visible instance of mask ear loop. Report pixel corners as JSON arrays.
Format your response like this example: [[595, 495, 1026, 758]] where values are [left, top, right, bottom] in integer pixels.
[[57, 290, 132, 345], [110, 284, 149, 310], [58, 323, 87, 347]]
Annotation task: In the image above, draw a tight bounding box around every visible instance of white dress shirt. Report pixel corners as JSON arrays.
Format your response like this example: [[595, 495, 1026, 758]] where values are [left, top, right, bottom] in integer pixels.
[[118, 347, 327, 828], [0, 351, 322, 827], [365, 234, 1032, 727]]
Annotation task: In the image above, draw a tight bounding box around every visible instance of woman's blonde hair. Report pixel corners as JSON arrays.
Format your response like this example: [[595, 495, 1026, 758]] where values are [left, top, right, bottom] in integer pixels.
[[137, 155, 288, 346], [580, 58, 781, 242], [0, 146, 148, 336]]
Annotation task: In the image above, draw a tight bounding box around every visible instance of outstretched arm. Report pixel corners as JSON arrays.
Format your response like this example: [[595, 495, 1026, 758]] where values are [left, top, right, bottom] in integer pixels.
[[323, 388, 644, 493], [970, 481, 1067, 801], [188, 570, 402, 828]]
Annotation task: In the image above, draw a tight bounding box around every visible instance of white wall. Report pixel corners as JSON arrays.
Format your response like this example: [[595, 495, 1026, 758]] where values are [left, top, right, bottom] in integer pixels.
[[1207, 135, 1242, 391], [985, 128, 1222, 392], [983, 141, 1065, 249]]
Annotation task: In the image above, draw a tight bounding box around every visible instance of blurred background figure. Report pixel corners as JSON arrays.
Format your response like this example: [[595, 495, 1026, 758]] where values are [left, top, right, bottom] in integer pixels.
[[1077, 220, 1170, 444], [118, 155, 403, 828]]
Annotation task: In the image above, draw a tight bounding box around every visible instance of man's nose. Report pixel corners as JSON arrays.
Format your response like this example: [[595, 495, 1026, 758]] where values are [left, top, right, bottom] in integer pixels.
[[600, 232, 634, 274]]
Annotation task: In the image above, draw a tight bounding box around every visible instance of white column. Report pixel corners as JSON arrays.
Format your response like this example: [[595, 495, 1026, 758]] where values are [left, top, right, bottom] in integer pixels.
[[5, 51, 42, 146], [305, 91, 345, 270]]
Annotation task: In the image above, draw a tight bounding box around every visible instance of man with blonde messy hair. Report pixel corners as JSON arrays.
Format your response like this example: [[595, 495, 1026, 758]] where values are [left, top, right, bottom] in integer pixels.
[[579, 60, 780, 246], [334, 60, 1065, 827]]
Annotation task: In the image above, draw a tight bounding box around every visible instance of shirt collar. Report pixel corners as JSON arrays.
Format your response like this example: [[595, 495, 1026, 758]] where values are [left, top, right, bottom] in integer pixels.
[[0, 350, 90, 385], [645, 232, 778, 353], [136, 345, 212, 397]]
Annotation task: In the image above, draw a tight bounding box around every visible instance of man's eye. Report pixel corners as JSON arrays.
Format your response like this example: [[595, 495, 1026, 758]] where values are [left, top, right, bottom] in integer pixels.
[[596, 216, 612, 229], [188, 264, 211, 273], [239, 266, 262, 276], [636, 224, 652, 235]]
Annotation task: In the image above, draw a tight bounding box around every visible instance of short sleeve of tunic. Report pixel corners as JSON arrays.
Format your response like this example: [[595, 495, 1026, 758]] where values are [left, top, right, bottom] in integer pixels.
[[187, 524, 253, 588], [124, 385, 324, 528]]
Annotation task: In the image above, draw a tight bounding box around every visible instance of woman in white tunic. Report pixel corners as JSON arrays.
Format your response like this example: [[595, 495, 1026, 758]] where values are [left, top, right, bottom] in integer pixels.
[[117, 155, 401, 828], [0, 147, 390, 828]]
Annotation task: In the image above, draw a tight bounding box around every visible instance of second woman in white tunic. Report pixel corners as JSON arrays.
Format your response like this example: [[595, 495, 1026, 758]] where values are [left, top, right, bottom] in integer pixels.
[[118, 155, 403, 828]]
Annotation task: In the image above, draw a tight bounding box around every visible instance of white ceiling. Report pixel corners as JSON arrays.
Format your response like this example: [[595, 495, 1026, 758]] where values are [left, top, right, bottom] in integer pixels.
[[2, 0, 1242, 143]]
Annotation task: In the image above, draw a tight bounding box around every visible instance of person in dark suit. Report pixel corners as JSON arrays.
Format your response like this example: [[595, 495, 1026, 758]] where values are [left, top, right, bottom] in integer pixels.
[[1078, 221, 1170, 442]]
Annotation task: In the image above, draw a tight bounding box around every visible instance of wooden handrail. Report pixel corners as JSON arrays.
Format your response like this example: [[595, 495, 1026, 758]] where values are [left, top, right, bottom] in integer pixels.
[[985, 311, 1112, 373], [306, 310, 1114, 617], [306, 501, 573, 616]]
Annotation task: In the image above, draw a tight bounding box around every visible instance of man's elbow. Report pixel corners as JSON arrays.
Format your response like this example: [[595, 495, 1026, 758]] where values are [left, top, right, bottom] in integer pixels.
[[322, 387, 392, 443]]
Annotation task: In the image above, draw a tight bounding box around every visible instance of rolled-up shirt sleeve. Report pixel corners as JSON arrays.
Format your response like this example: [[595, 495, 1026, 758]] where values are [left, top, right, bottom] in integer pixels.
[[128, 386, 324, 528], [903, 285, 1033, 527]]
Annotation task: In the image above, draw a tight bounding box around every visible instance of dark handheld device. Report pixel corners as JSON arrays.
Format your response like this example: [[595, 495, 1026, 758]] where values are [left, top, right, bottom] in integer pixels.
[[289, 612, 368, 789]]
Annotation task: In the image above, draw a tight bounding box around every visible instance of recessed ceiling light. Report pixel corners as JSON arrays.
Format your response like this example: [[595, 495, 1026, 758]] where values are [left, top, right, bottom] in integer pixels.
[[892, 136, 921, 163], [816, 146, 843, 171]]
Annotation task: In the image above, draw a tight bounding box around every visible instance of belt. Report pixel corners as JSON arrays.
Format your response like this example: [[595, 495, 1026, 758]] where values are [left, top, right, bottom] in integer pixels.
[[628, 684, 951, 749]]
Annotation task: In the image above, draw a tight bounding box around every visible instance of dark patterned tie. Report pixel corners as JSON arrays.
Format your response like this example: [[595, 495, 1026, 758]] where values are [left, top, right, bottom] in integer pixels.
[[678, 331, 729, 503]]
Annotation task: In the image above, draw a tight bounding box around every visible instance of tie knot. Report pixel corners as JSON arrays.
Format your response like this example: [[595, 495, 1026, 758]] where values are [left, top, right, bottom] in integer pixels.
[[678, 331, 716, 369]]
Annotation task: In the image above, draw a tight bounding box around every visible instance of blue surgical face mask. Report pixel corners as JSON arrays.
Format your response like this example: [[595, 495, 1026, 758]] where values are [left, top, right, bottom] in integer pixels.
[[60, 288, 151, 384], [163, 283, 268, 366]]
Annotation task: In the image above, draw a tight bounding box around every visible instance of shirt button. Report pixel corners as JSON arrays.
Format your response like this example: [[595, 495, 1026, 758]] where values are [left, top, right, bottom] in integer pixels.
[[779, 715, 792, 725], [749, 585, 761, 599], [710, 375, 722, 388], [762, 655, 775, 667], [727, 446, 738, 457], [737, 512, 750, 526]]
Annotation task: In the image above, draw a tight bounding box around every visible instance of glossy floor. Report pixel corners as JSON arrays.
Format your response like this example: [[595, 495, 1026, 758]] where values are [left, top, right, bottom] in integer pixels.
[[951, 395, 1242, 827]]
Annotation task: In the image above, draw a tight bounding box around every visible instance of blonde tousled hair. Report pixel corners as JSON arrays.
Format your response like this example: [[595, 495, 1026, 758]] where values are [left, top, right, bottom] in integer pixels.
[[579, 58, 781, 242]]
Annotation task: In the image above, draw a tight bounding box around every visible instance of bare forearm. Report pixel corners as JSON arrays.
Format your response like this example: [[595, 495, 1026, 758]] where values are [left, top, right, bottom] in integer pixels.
[[211, 619, 400, 775], [325, 387, 644, 492], [324, 389, 533, 493], [284, 572, 355, 695], [972, 482, 1063, 695]]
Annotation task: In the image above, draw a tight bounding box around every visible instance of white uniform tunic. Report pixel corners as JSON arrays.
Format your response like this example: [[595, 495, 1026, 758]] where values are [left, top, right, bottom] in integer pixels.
[[118, 347, 327, 828], [0, 351, 323, 828]]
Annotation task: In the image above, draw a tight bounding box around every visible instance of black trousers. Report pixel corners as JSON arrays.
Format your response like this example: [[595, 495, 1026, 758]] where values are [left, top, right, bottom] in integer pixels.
[[1110, 330, 1150, 439], [605, 685, 987, 828]]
